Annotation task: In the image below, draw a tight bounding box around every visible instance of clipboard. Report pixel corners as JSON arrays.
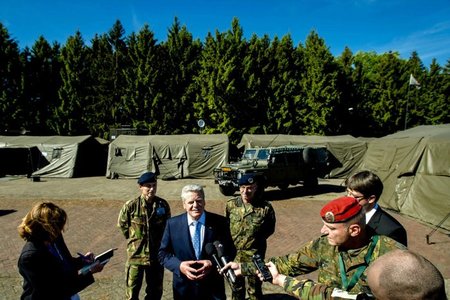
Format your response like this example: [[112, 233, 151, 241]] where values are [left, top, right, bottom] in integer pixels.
[[79, 248, 117, 275], [94, 248, 117, 264]]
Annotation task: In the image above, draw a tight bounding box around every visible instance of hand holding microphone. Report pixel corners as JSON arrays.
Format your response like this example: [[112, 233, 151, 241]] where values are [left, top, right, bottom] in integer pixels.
[[205, 241, 243, 292], [205, 243, 223, 271], [213, 241, 238, 284]]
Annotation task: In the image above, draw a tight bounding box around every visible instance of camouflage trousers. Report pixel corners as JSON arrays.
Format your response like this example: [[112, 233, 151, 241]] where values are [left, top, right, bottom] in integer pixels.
[[232, 250, 263, 300], [232, 274, 263, 300], [125, 263, 164, 300]]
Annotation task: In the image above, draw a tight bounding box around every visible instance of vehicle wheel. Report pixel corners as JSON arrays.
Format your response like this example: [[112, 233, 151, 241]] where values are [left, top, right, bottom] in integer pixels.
[[303, 147, 316, 165], [303, 176, 318, 188], [219, 185, 236, 196], [278, 184, 289, 190]]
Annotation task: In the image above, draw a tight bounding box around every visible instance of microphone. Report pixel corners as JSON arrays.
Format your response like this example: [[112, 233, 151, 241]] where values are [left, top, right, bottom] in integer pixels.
[[205, 243, 223, 270], [206, 242, 242, 292], [213, 240, 237, 284]]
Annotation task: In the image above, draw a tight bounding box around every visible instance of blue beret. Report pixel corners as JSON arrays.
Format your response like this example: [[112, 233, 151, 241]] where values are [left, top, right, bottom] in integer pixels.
[[239, 173, 257, 186], [138, 172, 156, 185]]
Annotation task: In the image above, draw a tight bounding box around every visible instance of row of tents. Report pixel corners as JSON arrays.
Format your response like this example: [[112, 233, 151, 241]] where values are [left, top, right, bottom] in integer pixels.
[[1, 124, 449, 230]]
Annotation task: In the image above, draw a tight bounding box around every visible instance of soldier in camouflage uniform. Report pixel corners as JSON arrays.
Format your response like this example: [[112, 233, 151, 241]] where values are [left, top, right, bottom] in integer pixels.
[[225, 173, 276, 300], [118, 172, 171, 300], [262, 249, 447, 300], [222, 196, 406, 298], [259, 261, 350, 299]]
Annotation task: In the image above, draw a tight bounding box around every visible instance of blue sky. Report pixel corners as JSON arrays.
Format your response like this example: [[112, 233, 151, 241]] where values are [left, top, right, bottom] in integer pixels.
[[1, 0, 449, 67]]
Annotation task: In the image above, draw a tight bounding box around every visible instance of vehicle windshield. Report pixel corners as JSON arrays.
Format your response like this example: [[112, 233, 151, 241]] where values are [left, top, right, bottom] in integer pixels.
[[243, 149, 257, 159], [257, 149, 270, 160], [242, 149, 270, 160]]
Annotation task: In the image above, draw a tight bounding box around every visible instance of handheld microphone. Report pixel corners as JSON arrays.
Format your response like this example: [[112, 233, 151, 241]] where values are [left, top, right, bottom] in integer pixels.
[[206, 242, 242, 292], [205, 243, 223, 269], [213, 240, 237, 284]]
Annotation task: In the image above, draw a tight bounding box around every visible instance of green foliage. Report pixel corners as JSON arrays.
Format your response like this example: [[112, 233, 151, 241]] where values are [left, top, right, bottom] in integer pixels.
[[0, 23, 22, 133], [0, 19, 448, 140]]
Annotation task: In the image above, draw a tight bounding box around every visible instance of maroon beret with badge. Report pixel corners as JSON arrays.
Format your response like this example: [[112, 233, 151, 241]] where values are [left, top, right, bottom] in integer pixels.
[[320, 196, 362, 223]]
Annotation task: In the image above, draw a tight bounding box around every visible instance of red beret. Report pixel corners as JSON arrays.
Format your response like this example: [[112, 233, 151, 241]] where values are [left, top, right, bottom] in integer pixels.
[[320, 196, 362, 223]]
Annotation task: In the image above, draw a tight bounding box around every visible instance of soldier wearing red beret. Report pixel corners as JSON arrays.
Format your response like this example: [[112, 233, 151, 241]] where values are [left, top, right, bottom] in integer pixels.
[[221, 196, 406, 298]]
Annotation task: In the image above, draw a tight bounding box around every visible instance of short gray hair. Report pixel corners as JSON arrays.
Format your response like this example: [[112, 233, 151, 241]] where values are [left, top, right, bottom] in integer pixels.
[[368, 249, 446, 300], [181, 184, 205, 202]]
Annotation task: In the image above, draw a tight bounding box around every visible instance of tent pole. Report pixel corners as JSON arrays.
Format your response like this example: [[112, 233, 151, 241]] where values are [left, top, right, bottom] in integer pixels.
[[426, 212, 450, 245], [404, 84, 410, 130]]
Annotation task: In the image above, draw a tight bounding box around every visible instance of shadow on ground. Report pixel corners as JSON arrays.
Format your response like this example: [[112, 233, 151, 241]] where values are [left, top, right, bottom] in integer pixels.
[[0, 209, 17, 217]]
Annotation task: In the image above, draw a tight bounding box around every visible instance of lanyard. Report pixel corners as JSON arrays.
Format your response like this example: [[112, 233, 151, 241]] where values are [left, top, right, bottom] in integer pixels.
[[339, 235, 379, 291]]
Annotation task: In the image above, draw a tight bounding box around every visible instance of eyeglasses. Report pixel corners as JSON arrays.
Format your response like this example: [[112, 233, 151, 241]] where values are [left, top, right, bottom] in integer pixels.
[[346, 189, 366, 202]]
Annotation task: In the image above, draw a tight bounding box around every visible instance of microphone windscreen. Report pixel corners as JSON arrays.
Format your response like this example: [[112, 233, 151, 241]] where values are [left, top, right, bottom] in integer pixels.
[[205, 243, 216, 256], [214, 241, 225, 257]]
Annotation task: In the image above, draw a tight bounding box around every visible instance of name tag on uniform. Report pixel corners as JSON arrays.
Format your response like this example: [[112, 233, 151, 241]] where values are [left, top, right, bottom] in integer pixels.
[[331, 288, 358, 299]]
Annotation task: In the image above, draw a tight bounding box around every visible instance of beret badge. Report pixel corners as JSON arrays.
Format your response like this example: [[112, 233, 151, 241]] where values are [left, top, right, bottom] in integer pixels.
[[324, 211, 335, 223]]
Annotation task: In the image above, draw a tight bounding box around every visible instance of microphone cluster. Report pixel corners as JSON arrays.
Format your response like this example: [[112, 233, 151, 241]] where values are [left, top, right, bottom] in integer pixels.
[[205, 241, 243, 292]]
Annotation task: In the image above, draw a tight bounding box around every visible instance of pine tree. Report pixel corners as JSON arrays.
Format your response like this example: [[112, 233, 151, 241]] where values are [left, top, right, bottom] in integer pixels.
[[160, 18, 202, 134], [55, 31, 90, 135], [300, 31, 340, 135], [0, 23, 23, 133]]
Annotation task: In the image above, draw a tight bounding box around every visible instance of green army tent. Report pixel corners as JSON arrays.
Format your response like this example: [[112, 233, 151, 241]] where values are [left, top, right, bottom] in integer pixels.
[[106, 134, 229, 179], [0, 135, 108, 178], [357, 124, 450, 230], [237, 134, 367, 178], [0, 146, 43, 177]]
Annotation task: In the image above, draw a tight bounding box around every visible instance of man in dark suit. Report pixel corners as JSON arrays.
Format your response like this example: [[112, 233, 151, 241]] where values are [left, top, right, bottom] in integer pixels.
[[345, 170, 408, 246], [158, 184, 236, 300]]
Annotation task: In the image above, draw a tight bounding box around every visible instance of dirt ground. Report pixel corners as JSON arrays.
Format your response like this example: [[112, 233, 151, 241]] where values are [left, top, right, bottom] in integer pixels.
[[1, 176, 449, 299]]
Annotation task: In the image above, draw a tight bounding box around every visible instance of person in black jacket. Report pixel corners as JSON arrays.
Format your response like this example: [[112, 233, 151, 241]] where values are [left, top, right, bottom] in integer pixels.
[[17, 202, 104, 300], [345, 170, 408, 246]]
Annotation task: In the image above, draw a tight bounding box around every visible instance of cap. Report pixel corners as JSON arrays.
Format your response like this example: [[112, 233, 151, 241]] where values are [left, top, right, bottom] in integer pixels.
[[320, 196, 361, 223], [137, 172, 156, 185], [239, 173, 257, 186]]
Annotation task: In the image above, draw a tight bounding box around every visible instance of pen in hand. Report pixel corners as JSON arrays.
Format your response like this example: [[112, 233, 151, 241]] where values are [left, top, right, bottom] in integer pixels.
[[77, 252, 94, 263]]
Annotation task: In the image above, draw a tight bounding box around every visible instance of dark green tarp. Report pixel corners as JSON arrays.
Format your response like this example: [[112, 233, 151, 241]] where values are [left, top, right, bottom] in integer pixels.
[[106, 134, 229, 179], [0, 135, 108, 178], [357, 124, 450, 230]]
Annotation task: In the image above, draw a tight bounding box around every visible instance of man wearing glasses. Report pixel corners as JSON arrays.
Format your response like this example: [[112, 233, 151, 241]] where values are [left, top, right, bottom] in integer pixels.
[[345, 170, 407, 246]]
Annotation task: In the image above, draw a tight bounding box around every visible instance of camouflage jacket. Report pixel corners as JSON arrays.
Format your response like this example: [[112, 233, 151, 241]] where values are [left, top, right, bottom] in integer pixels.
[[225, 196, 276, 260], [118, 195, 171, 265], [242, 235, 405, 294], [282, 277, 368, 300]]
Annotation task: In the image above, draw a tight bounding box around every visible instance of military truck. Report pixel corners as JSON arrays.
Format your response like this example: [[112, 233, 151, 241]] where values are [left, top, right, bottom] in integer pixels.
[[213, 146, 331, 196]]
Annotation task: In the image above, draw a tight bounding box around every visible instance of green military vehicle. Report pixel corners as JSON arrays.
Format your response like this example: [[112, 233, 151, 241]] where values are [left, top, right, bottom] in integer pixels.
[[213, 146, 332, 196]]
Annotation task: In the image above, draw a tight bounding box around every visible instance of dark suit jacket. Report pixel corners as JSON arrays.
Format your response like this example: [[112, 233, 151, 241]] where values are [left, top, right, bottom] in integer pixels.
[[18, 235, 94, 300], [367, 207, 408, 246], [158, 211, 236, 300]]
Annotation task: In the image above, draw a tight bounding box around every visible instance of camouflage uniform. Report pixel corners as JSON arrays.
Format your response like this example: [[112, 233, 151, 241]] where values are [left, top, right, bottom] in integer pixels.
[[226, 196, 276, 300], [284, 277, 337, 299], [281, 277, 365, 300], [242, 235, 406, 295], [118, 195, 171, 300]]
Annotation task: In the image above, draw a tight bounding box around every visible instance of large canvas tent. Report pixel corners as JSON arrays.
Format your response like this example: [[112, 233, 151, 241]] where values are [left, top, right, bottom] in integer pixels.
[[357, 124, 450, 230], [238, 134, 367, 178], [0, 135, 108, 178], [106, 134, 229, 179], [0, 146, 42, 177]]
